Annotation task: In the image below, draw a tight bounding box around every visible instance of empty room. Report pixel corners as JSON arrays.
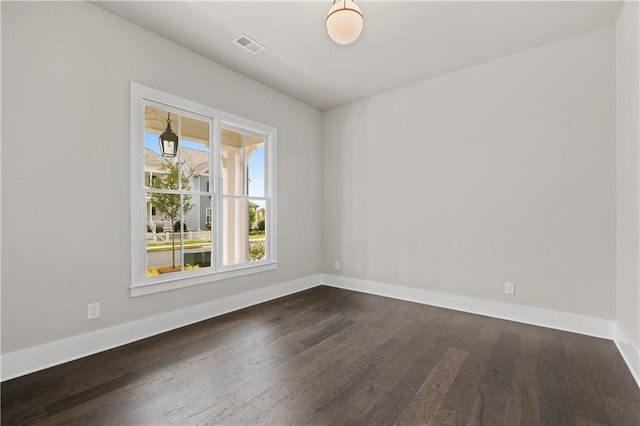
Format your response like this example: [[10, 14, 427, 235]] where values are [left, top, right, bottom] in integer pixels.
[[1, 0, 639, 424]]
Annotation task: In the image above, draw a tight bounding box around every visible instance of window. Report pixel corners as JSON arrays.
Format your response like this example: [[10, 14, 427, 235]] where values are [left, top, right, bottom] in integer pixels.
[[131, 83, 277, 296], [205, 207, 212, 229]]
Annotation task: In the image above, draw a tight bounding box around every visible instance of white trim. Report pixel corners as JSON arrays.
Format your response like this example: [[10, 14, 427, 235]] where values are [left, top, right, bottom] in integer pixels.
[[4, 274, 633, 385], [268, 130, 277, 264], [213, 116, 222, 271], [614, 322, 640, 388], [1, 274, 321, 382], [130, 82, 145, 291], [321, 274, 615, 339]]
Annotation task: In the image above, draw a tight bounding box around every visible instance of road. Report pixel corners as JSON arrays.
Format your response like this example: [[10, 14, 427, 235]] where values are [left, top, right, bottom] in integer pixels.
[[147, 247, 210, 268]]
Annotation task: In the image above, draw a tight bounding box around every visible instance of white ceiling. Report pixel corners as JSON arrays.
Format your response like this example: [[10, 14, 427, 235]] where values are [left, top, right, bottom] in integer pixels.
[[93, 1, 623, 111]]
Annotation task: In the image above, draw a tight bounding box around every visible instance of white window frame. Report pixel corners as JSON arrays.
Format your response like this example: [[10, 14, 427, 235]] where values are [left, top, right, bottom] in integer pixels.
[[130, 82, 277, 297]]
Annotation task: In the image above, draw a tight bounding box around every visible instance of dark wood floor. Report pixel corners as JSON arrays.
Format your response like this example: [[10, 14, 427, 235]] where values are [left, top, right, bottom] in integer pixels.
[[2, 286, 639, 425]]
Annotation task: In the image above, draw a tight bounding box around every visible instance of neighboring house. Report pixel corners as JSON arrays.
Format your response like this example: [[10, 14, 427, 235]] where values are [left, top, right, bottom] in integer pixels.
[[145, 147, 210, 232]]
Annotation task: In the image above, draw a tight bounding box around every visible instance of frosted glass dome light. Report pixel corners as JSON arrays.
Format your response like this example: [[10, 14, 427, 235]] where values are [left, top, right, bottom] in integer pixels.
[[326, 0, 363, 45]]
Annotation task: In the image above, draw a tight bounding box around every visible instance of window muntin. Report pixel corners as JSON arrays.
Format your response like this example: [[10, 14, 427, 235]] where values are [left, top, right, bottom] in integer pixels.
[[131, 83, 276, 296]]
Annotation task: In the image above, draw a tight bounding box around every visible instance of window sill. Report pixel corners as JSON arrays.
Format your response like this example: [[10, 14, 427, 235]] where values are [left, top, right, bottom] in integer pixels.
[[130, 261, 278, 297]]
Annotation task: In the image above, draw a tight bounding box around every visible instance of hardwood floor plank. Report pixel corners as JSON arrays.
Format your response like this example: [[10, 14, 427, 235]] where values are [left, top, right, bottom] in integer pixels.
[[159, 302, 360, 424], [540, 329, 574, 426], [295, 337, 407, 424], [1, 372, 69, 425], [476, 317, 504, 344], [252, 345, 374, 424], [397, 346, 468, 425], [514, 322, 543, 356], [154, 327, 331, 423], [298, 318, 355, 351], [478, 330, 520, 425], [291, 323, 396, 379], [44, 372, 143, 416], [359, 322, 453, 424], [0, 404, 49, 426], [586, 336, 640, 403], [439, 336, 495, 425], [603, 395, 640, 425], [564, 334, 611, 424], [576, 417, 607, 426], [445, 310, 485, 352], [502, 355, 541, 426]]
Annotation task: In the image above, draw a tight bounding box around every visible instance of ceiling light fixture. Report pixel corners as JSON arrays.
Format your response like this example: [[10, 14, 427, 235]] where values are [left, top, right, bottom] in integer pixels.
[[326, 0, 363, 45], [159, 112, 179, 158]]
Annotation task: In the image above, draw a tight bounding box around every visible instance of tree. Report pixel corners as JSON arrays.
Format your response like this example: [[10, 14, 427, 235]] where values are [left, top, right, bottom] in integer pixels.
[[150, 160, 194, 270]]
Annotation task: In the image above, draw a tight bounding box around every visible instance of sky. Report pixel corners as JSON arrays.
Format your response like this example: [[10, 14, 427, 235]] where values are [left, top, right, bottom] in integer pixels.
[[145, 131, 265, 197]]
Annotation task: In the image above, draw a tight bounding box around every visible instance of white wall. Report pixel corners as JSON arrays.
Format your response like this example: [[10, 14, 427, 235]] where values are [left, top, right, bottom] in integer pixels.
[[1, 2, 322, 353], [323, 28, 617, 319], [616, 0, 640, 375]]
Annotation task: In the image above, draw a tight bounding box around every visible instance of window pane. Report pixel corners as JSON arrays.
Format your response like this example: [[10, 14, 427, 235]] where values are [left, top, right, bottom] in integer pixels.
[[221, 129, 245, 196], [182, 195, 213, 270], [144, 106, 174, 188], [179, 115, 210, 191], [146, 191, 182, 277], [247, 136, 265, 197], [222, 197, 248, 266], [248, 199, 267, 262], [147, 192, 203, 276]]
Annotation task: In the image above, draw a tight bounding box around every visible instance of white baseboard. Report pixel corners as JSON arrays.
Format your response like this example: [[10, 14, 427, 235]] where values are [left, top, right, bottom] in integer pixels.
[[321, 274, 615, 339], [614, 322, 640, 388], [2, 273, 628, 385], [1, 274, 322, 382]]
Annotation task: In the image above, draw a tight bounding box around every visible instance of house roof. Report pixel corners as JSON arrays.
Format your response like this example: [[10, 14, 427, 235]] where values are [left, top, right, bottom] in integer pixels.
[[144, 147, 164, 165], [144, 147, 209, 176], [179, 147, 209, 175]]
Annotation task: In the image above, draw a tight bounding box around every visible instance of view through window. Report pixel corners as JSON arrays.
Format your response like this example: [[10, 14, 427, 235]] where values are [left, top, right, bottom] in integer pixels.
[[131, 84, 276, 295]]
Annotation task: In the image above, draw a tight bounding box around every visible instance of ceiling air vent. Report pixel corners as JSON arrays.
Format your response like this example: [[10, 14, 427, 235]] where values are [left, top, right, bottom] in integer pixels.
[[233, 34, 265, 54]]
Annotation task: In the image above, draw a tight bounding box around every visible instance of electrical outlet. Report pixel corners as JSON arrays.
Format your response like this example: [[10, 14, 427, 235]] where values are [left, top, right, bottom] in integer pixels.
[[335, 260, 341, 270], [505, 282, 515, 295], [87, 302, 100, 319]]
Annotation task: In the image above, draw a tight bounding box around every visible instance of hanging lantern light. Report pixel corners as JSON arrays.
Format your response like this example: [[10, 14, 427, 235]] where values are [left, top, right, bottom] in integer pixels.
[[158, 112, 179, 158]]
